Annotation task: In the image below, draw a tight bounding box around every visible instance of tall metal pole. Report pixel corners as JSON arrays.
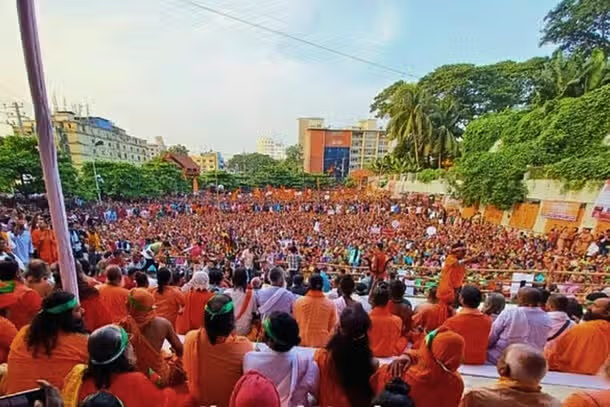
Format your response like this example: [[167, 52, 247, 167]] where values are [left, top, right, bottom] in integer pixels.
[[16, 0, 78, 298], [92, 159, 101, 203]]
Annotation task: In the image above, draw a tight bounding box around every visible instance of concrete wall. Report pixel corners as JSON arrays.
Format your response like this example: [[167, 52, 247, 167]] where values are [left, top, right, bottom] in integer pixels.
[[373, 176, 607, 234]]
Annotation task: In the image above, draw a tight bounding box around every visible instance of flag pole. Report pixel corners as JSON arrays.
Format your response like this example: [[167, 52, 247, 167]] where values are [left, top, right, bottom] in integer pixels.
[[16, 0, 78, 298]]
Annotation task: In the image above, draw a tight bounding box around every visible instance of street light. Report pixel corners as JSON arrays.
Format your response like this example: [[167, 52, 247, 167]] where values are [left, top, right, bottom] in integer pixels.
[[92, 140, 103, 203]]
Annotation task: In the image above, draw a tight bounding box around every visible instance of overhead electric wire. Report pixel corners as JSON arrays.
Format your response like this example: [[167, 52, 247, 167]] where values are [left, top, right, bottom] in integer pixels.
[[179, 0, 416, 78]]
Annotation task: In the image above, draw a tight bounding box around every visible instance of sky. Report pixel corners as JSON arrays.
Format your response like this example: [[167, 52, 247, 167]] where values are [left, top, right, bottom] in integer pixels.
[[0, 0, 558, 155]]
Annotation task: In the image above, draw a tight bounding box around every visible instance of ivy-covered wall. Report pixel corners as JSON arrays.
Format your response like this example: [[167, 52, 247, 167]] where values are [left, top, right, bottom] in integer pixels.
[[455, 84, 610, 209]]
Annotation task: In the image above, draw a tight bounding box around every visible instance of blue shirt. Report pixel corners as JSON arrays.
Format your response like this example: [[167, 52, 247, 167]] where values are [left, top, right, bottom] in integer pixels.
[[10, 230, 33, 266]]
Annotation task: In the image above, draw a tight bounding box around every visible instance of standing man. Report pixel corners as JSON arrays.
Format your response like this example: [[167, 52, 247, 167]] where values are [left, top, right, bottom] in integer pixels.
[[9, 222, 32, 269], [240, 245, 256, 281], [31, 219, 58, 265], [286, 245, 301, 286]]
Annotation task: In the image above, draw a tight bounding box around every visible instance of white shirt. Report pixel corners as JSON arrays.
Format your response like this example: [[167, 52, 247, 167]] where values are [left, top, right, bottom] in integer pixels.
[[244, 347, 319, 407]]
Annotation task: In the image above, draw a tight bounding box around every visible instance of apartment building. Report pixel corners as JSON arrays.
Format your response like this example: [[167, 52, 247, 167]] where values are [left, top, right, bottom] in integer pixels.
[[256, 137, 287, 160], [190, 151, 224, 173]]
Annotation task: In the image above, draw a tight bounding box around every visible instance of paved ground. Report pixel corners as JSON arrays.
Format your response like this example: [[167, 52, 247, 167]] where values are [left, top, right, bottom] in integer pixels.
[[462, 375, 581, 401]]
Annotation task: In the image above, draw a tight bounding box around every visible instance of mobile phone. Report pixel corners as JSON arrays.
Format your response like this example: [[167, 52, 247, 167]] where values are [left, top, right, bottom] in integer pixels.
[[0, 388, 43, 407]]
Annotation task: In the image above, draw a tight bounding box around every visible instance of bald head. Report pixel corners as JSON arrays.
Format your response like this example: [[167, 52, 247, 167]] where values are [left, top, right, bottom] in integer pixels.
[[518, 287, 542, 307], [499, 344, 547, 385]]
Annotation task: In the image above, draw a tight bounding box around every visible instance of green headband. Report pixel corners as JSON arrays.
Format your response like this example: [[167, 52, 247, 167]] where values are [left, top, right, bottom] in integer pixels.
[[0, 281, 15, 294], [91, 326, 129, 366], [263, 318, 287, 346], [205, 301, 234, 320], [45, 297, 78, 315], [425, 329, 438, 349], [128, 293, 153, 312]]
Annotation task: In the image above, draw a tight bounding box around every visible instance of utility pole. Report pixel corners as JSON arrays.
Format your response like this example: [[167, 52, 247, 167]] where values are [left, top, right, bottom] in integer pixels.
[[3, 102, 25, 134]]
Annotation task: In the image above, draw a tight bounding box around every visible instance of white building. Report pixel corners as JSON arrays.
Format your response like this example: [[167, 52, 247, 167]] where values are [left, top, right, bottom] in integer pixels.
[[256, 137, 286, 160]]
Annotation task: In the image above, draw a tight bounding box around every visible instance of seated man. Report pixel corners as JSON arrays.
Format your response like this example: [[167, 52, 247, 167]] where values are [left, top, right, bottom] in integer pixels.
[[368, 283, 407, 357], [545, 298, 610, 375], [256, 267, 295, 320], [97, 265, 129, 322], [460, 344, 560, 407], [544, 293, 574, 350], [0, 259, 41, 329], [183, 294, 253, 406], [487, 288, 551, 364], [62, 325, 182, 407], [294, 274, 337, 347], [6, 291, 88, 393], [120, 288, 184, 386], [442, 285, 492, 364], [411, 287, 450, 347], [387, 279, 413, 337]]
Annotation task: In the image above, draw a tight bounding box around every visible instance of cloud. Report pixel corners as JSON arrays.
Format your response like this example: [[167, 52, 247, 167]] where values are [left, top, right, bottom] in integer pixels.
[[0, 0, 402, 154]]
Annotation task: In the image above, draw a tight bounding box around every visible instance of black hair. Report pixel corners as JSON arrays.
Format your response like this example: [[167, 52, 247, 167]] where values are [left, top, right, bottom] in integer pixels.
[[0, 260, 19, 281], [84, 326, 134, 390], [265, 311, 300, 352], [24, 259, 49, 282], [269, 267, 284, 284], [204, 294, 235, 345], [548, 293, 569, 312], [586, 292, 608, 301], [208, 268, 224, 285], [293, 274, 304, 285], [309, 273, 323, 291], [371, 283, 390, 307], [460, 285, 482, 308], [156, 267, 171, 294], [370, 378, 414, 407], [566, 297, 584, 321], [339, 275, 355, 297], [134, 271, 149, 288], [232, 268, 248, 291], [26, 291, 86, 357], [389, 279, 405, 299], [80, 392, 124, 407], [326, 306, 375, 407]]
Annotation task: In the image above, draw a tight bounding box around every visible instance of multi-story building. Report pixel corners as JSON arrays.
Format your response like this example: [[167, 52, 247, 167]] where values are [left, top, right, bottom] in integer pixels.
[[297, 117, 325, 147], [17, 111, 150, 167], [146, 136, 167, 160], [190, 151, 224, 173], [302, 118, 388, 178], [256, 137, 286, 160]]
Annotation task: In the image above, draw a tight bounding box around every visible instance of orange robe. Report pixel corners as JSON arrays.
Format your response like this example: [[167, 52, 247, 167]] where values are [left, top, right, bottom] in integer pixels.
[[373, 328, 465, 407], [151, 286, 185, 327], [293, 291, 337, 347], [562, 390, 610, 407], [388, 299, 413, 336], [4, 282, 42, 329], [31, 229, 58, 264], [119, 315, 174, 386], [442, 309, 492, 365], [0, 316, 17, 363], [77, 372, 183, 407], [368, 306, 407, 357], [313, 348, 351, 407], [6, 326, 88, 393], [176, 290, 214, 335], [97, 283, 129, 322], [183, 329, 252, 407], [545, 320, 610, 375], [412, 303, 451, 347], [437, 254, 465, 305], [80, 294, 113, 333]]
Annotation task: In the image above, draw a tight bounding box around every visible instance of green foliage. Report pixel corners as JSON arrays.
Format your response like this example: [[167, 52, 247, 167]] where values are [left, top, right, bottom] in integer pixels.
[[540, 0, 610, 56], [226, 153, 277, 173], [368, 154, 420, 175], [456, 83, 610, 207], [0, 135, 80, 196], [417, 169, 445, 184], [283, 145, 303, 173], [166, 144, 189, 156]]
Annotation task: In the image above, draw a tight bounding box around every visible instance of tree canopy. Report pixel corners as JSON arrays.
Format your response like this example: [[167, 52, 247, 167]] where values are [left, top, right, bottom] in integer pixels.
[[540, 0, 610, 56], [166, 144, 189, 156]]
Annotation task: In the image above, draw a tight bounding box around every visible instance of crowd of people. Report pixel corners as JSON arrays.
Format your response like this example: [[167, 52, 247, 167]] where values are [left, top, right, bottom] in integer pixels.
[[0, 191, 607, 406]]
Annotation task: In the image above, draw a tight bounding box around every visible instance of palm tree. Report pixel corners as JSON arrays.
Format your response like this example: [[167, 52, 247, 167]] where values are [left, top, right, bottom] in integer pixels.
[[386, 84, 434, 167], [431, 98, 463, 168]]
